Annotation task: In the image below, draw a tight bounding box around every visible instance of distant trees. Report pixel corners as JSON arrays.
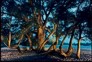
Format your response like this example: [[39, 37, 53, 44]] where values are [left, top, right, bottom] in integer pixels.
[[1, 0, 92, 58]]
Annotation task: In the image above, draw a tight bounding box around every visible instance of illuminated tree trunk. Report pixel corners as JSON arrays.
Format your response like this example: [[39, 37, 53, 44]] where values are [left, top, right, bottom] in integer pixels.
[[37, 12, 45, 50], [39, 24, 57, 50], [77, 39, 81, 58], [8, 32, 11, 48], [37, 26, 45, 50], [76, 24, 82, 58], [66, 29, 75, 56]]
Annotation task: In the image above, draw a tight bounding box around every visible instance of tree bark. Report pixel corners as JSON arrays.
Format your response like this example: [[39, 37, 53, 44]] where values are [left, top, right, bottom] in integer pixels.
[[8, 32, 11, 48], [77, 39, 81, 58]]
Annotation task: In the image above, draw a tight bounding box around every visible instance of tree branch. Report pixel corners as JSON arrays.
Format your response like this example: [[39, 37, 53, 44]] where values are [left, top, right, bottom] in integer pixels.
[[45, 27, 51, 33]]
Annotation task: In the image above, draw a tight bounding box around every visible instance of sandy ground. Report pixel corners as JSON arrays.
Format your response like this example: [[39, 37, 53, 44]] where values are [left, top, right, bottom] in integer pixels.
[[1, 47, 92, 61]]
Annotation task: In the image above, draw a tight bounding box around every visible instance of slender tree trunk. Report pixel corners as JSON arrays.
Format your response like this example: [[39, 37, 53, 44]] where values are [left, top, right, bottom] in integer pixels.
[[8, 32, 11, 48], [66, 29, 75, 56], [47, 38, 58, 52], [59, 34, 67, 53], [26, 34, 33, 50], [53, 23, 58, 51], [17, 34, 24, 46], [58, 34, 68, 57], [76, 23, 82, 58], [48, 36, 59, 51], [47, 42, 55, 51], [11, 34, 24, 49], [11, 34, 24, 53], [53, 37, 59, 51], [77, 39, 81, 58]]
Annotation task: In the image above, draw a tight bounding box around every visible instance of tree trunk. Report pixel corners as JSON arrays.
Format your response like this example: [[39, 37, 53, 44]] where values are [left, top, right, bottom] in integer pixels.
[[47, 41, 58, 52], [36, 11, 45, 50], [11, 34, 24, 53], [8, 32, 11, 48], [76, 23, 82, 58], [38, 26, 45, 50], [66, 29, 75, 56], [17, 34, 24, 46], [52, 23, 58, 51], [48, 37, 59, 52], [77, 39, 81, 58], [59, 34, 67, 53], [11, 34, 24, 49], [26, 34, 33, 50], [47, 42, 55, 51], [53, 37, 59, 51], [39, 24, 57, 50]]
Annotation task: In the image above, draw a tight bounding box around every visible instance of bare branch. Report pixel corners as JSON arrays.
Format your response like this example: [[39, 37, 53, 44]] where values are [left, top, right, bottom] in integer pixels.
[[45, 27, 51, 33]]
